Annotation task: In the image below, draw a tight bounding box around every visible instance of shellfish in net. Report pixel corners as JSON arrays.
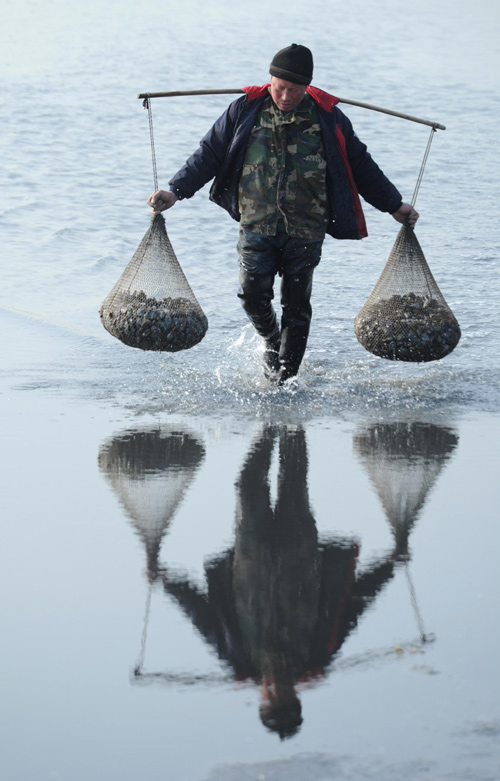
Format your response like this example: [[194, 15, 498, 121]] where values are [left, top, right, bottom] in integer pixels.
[[354, 225, 460, 362], [100, 214, 208, 352]]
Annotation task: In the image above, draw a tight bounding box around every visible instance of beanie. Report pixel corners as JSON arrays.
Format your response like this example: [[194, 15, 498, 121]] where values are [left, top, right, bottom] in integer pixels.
[[269, 44, 313, 86]]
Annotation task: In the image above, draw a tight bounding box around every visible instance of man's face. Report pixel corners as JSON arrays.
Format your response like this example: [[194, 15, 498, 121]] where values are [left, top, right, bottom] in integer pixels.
[[270, 77, 307, 112]]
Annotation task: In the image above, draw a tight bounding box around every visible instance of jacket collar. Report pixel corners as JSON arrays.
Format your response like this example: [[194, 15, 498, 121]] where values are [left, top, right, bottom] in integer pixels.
[[242, 84, 339, 112]]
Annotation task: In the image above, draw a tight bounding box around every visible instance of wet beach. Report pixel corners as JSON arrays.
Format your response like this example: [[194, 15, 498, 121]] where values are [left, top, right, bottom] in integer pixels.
[[1, 1, 500, 779]]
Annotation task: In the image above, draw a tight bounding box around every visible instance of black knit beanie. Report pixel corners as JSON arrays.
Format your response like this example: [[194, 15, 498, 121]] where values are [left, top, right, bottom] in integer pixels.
[[269, 44, 313, 86]]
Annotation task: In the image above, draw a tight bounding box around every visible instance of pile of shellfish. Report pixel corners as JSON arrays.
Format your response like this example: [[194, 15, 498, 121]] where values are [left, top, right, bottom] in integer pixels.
[[354, 293, 461, 362], [100, 290, 208, 352]]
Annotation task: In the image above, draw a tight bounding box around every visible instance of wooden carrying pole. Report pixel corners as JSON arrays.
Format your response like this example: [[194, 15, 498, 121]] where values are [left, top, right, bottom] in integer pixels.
[[137, 89, 446, 131]]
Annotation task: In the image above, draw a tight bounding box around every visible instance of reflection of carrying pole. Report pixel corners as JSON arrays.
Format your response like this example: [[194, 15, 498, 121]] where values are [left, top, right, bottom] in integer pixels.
[[130, 634, 435, 686], [137, 89, 446, 131], [333, 633, 435, 672]]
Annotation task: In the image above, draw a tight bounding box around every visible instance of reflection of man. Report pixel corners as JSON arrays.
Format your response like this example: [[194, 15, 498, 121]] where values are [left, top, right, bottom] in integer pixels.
[[163, 426, 405, 739]]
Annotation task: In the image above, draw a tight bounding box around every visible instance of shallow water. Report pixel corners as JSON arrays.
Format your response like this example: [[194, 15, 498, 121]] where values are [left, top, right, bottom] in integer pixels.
[[1, 1, 500, 779]]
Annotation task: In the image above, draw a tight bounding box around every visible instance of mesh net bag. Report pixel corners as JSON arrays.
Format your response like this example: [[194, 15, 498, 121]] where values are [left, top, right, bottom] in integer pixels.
[[100, 214, 208, 352], [354, 225, 460, 362]]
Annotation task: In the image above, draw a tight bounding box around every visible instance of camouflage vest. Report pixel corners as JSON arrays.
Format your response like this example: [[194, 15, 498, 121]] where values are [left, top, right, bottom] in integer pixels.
[[238, 93, 328, 239]]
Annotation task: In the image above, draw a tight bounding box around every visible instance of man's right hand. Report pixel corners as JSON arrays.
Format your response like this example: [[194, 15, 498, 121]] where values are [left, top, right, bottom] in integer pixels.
[[147, 189, 179, 214]]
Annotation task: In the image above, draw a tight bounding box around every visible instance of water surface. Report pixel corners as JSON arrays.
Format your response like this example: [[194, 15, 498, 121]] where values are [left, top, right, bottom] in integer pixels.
[[1, 1, 499, 779]]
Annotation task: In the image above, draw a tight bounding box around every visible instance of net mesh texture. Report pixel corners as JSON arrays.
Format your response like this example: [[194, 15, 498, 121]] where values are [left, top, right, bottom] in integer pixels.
[[354, 224, 461, 362], [100, 214, 208, 352]]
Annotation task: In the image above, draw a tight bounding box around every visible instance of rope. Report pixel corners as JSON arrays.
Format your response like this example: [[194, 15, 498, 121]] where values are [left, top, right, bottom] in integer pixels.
[[411, 125, 437, 208], [143, 96, 158, 191], [133, 582, 153, 675], [405, 562, 428, 643]]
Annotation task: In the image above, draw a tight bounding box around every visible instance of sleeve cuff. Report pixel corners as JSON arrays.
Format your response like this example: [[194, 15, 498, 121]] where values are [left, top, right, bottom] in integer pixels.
[[169, 187, 184, 201]]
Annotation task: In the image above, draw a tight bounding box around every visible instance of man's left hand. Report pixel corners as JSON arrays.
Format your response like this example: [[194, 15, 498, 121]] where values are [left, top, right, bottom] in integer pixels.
[[392, 203, 419, 229]]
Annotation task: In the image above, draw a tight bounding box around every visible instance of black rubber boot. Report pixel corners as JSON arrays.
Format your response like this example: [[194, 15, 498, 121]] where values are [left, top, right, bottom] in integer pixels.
[[263, 328, 281, 378], [277, 270, 314, 383], [238, 268, 282, 378]]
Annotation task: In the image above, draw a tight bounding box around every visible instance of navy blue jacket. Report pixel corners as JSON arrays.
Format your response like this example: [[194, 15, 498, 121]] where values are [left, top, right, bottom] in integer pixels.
[[169, 85, 403, 240]]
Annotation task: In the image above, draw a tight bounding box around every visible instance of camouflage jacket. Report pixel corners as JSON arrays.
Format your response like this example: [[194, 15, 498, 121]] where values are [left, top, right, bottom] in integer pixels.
[[238, 94, 328, 239], [169, 85, 403, 240]]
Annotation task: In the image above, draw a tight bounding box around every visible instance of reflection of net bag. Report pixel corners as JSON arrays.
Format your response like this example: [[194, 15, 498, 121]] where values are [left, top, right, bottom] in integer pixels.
[[353, 421, 458, 551], [98, 427, 205, 579], [100, 214, 208, 352], [354, 225, 460, 362]]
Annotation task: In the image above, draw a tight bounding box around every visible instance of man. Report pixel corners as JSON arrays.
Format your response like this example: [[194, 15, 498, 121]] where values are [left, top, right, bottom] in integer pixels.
[[148, 44, 419, 384]]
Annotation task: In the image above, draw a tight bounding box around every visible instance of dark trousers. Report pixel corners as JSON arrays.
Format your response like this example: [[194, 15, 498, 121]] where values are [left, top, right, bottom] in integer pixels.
[[237, 228, 323, 378]]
